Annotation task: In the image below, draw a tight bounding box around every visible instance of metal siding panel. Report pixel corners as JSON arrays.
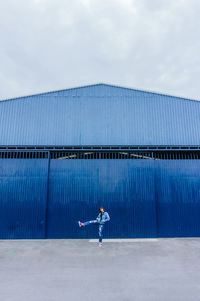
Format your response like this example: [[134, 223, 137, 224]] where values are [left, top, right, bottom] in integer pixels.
[[47, 159, 157, 239], [155, 160, 200, 237], [0, 159, 48, 239], [0, 84, 199, 146]]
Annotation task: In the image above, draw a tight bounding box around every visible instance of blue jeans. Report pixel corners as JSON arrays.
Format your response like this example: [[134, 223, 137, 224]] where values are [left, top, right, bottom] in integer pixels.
[[82, 220, 104, 243]]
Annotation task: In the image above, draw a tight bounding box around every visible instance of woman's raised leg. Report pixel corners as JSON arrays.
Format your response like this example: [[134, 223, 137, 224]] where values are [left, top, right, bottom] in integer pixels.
[[79, 220, 97, 227]]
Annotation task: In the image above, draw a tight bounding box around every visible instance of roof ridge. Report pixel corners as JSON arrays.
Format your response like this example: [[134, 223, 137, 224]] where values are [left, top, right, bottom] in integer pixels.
[[0, 82, 199, 103]]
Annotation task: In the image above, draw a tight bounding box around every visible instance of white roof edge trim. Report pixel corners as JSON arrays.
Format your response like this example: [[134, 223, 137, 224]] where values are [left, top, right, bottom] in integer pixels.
[[0, 82, 199, 103]]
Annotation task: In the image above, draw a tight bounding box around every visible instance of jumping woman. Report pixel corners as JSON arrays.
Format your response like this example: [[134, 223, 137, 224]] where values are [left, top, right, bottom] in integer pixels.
[[78, 206, 110, 247]]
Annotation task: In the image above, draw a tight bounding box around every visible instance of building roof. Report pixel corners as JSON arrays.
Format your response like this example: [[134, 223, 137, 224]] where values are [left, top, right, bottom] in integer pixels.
[[0, 83, 199, 146]]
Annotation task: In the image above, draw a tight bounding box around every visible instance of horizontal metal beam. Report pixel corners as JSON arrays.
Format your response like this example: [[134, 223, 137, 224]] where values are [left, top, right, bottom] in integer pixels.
[[0, 145, 200, 151]]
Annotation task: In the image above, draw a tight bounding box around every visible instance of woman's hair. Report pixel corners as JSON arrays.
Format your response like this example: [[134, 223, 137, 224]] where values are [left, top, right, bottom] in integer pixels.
[[99, 206, 105, 212]]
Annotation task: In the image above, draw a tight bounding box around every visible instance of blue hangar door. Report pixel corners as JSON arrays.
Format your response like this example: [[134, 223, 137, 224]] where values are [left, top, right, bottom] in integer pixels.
[[46, 159, 157, 239], [155, 160, 200, 237], [0, 158, 49, 239], [1, 152, 200, 239]]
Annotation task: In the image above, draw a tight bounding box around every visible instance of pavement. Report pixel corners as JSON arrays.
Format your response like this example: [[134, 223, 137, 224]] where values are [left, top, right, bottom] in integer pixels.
[[0, 238, 200, 301]]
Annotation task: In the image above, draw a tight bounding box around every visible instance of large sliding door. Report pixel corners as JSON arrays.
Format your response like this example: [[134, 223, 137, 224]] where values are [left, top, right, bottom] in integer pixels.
[[155, 160, 200, 237], [0, 159, 48, 239], [47, 159, 157, 238]]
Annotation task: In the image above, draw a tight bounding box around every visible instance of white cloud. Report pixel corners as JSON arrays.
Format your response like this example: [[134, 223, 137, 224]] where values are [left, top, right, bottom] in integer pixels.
[[0, 0, 199, 100]]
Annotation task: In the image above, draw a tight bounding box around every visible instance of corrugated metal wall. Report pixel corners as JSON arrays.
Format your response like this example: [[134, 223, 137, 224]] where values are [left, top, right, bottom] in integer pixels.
[[0, 157, 200, 239], [0, 84, 200, 146]]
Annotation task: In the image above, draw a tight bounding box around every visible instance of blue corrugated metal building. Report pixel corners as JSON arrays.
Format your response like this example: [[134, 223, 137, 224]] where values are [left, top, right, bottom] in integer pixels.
[[0, 83, 199, 239]]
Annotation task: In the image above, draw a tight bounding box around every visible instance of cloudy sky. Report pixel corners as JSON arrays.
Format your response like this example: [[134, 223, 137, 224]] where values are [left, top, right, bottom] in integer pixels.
[[0, 0, 199, 100]]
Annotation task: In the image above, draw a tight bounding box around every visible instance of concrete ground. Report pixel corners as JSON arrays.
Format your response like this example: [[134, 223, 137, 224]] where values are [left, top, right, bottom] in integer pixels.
[[0, 238, 200, 301]]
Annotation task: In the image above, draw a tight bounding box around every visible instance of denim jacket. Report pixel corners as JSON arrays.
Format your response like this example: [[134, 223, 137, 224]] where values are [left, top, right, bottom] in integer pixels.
[[96, 212, 110, 225]]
